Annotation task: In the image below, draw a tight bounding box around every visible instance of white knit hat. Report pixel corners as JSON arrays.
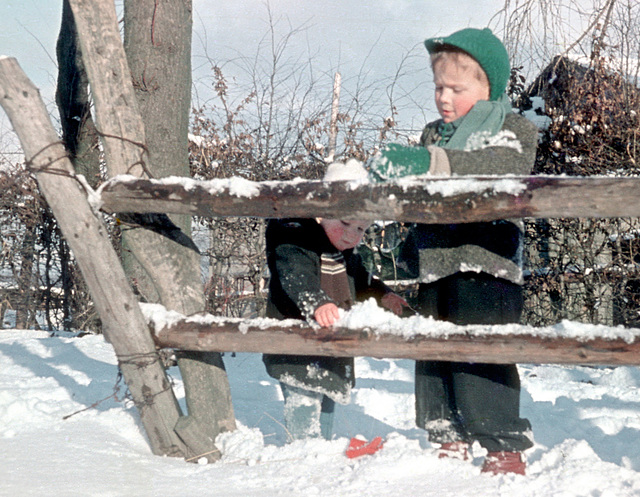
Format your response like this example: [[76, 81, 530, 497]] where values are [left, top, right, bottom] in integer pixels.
[[323, 159, 369, 182]]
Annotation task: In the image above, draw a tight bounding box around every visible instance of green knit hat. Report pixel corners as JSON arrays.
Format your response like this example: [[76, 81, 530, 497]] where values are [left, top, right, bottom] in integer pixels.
[[424, 27, 510, 101]]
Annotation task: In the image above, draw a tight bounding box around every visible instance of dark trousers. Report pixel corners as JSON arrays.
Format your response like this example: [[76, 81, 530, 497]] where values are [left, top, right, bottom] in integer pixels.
[[415, 273, 533, 452]]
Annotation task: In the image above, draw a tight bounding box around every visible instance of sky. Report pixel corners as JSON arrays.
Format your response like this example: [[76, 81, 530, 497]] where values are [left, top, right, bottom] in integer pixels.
[[0, 0, 508, 144], [0, 0, 506, 91]]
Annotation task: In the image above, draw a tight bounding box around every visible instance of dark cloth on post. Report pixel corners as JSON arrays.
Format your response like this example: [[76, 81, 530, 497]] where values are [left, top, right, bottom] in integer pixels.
[[263, 218, 390, 404]]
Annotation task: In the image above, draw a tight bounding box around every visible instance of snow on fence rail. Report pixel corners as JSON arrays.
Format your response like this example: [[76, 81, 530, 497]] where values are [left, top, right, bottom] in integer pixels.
[[142, 302, 640, 367], [97, 173, 640, 224]]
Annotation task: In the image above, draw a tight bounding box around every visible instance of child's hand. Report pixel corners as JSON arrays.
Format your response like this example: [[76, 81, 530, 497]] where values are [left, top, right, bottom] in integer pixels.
[[381, 292, 410, 316], [367, 144, 431, 182], [314, 303, 341, 327]]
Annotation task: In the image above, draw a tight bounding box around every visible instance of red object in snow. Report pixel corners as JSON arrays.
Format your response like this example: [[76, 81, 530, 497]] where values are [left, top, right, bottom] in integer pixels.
[[481, 451, 526, 475], [438, 441, 470, 461], [345, 436, 384, 459]]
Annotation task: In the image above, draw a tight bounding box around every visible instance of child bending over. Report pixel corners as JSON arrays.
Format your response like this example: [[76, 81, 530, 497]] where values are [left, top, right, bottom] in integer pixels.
[[263, 161, 407, 441]]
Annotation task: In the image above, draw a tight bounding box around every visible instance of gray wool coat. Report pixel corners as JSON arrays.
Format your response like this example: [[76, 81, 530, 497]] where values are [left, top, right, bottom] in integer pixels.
[[398, 112, 539, 285]]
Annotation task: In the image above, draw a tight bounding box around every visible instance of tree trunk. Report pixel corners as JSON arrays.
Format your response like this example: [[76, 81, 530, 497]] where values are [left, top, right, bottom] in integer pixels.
[[55, 0, 101, 187], [121, 0, 236, 451], [55, 0, 102, 331], [120, 0, 191, 303], [63, 0, 235, 461], [15, 225, 37, 329], [123, 0, 192, 182]]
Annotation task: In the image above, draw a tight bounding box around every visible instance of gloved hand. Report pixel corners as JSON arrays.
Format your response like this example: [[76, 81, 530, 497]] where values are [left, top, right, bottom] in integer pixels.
[[367, 143, 431, 182], [381, 292, 410, 316]]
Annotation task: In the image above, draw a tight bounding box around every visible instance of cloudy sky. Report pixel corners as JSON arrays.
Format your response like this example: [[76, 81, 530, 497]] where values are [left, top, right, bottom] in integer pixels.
[[0, 0, 506, 138]]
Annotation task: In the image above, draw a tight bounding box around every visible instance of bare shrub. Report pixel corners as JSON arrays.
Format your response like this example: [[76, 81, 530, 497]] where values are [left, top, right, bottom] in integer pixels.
[[0, 161, 98, 330], [189, 20, 410, 317], [520, 49, 640, 326]]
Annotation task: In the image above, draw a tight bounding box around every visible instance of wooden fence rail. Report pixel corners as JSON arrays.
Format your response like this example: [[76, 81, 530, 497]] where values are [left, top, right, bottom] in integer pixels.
[[98, 174, 640, 223], [147, 311, 640, 367]]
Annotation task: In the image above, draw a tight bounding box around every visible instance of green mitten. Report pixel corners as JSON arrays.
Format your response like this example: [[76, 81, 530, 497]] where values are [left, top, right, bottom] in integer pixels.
[[367, 143, 431, 182]]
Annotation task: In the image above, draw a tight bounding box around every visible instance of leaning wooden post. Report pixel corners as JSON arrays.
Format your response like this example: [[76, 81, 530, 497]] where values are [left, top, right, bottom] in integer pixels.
[[0, 56, 187, 458]]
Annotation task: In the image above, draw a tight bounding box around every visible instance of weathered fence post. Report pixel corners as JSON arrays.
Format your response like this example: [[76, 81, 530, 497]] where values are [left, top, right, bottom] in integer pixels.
[[0, 57, 188, 458], [327, 72, 341, 161]]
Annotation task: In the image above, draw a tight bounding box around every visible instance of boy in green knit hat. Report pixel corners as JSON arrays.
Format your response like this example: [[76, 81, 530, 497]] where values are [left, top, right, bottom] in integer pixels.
[[368, 27, 537, 475]]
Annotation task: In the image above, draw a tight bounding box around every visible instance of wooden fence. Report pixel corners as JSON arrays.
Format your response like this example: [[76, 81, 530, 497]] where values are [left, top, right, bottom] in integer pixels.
[[2, 0, 640, 462], [94, 173, 640, 367]]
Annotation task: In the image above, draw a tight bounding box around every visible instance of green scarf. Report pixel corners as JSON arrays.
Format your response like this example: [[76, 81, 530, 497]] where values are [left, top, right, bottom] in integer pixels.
[[438, 93, 513, 150]]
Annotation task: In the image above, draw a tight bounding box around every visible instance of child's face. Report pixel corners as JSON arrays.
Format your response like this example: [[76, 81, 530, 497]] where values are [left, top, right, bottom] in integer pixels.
[[433, 56, 490, 123], [320, 219, 370, 251]]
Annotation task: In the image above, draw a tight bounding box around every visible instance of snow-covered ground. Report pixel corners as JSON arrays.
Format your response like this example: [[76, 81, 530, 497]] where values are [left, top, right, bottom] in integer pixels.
[[2, 307, 640, 497]]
